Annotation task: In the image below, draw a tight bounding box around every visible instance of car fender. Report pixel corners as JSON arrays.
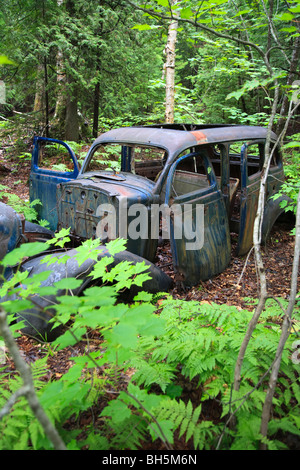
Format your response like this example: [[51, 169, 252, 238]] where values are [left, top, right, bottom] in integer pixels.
[[0, 202, 23, 261], [2, 245, 172, 340]]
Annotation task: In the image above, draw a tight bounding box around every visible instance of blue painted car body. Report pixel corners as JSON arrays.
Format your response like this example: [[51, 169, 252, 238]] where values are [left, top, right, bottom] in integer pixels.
[[26, 124, 288, 287]]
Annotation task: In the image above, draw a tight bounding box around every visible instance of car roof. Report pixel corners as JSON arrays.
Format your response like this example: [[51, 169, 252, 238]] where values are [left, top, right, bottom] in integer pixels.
[[94, 124, 278, 158]]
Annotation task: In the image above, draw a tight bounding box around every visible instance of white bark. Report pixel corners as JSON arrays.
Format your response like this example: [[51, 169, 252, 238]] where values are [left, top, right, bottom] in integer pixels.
[[164, 1, 179, 123]]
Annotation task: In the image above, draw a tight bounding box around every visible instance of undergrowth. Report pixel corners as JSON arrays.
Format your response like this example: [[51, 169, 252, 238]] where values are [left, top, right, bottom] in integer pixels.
[[0, 234, 299, 450]]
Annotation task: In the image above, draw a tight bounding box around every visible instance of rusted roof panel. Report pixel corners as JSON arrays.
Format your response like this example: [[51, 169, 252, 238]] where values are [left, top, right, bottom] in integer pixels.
[[93, 125, 277, 160]]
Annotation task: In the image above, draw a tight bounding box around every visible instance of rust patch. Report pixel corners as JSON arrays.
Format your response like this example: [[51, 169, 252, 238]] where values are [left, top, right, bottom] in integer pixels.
[[191, 130, 208, 144]]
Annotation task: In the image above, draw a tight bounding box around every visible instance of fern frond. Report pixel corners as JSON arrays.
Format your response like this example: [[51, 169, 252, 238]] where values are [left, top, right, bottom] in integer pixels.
[[131, 358, 176, 392], [109, 414, 148, 450], [154, 397, 219, 449]]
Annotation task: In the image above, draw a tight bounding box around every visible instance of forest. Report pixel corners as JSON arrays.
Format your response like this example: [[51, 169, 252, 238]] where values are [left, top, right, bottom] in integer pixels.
[[0, 0, 300, 452]]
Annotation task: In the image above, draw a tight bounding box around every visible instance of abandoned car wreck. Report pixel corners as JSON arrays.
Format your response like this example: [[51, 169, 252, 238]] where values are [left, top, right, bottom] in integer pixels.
[[0, 124, 291, 338]]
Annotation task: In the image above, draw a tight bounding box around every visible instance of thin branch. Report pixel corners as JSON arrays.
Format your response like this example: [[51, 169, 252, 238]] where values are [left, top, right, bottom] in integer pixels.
[[260, 187, 300, 448], [0, 307, 67, 450]]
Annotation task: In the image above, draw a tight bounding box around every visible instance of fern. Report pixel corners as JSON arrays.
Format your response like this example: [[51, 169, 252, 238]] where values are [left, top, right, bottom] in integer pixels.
[[130, 357, 177, 392], [155, 398, 219, 449], [109, 415, 148, 450]]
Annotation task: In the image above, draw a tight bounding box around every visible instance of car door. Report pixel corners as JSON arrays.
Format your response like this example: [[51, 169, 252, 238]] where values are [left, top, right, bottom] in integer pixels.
[[29, 137, 80, 231], [164, 150, 231, 286]]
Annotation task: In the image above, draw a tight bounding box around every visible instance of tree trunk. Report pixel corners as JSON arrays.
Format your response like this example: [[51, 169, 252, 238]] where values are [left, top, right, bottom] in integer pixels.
[[52, 0, 79, 141], [93, 64, 101, 138], [65, 84, 79, 142], [33, 64, 44, 113], [52, 1, 67, 138], [53, 50, 67, 122], [44, 56, 49, 138], [164, 1, 179, 124]]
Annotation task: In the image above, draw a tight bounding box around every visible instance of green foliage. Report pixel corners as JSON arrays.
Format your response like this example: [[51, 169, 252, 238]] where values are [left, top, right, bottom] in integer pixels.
[[274, 134, 300, 219], [0, 183, 41, 222], [0, 233, 299, 450]]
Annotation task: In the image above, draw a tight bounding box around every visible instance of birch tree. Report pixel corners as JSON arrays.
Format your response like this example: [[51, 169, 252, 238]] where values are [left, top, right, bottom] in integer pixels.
[[163, 0, 179, 123]]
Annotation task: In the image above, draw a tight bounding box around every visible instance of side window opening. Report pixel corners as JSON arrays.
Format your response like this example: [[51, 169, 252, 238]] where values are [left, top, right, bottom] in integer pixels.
[[172, 154, 210, 199], [209, 144, 240, 219], [160, 151, 213, 204], [228, 141, 264, 226], [37, 140, 76, 173], [269, 145, 282, 168], [247, 143, 264, 178]]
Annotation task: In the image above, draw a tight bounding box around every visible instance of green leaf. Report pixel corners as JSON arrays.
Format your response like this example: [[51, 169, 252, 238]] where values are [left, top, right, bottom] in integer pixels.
[[1, 242, 48, 267], [52, 326, 87, 350], [101, 398, 131, 423], [148, 420, 174, 444], [180, 8, 193, 19], [54, 277, 83, 291], [155, 0, 169, 6], [105, 238, 127, 255], [0, 55, 15, 65], [275, 12, 294, 21], [133, 291, 153, 302], [111, 322, 138, 348], [289, 5, 300, 13], [132, 24, 153, 30], [0, 299, 34, 313], [90, 256, 114, 280]]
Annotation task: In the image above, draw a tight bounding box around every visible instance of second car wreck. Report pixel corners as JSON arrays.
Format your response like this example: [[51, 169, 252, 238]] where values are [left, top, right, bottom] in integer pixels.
[[0, 124, 291, 338]]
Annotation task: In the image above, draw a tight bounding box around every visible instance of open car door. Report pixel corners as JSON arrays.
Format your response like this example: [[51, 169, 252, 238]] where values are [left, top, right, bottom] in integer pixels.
[[164, 150, 231, 287], [29, 137, 80, 231]]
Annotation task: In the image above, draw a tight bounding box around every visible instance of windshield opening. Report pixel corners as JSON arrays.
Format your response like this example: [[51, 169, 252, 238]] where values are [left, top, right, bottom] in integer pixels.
[[85, 143, 167, 181]]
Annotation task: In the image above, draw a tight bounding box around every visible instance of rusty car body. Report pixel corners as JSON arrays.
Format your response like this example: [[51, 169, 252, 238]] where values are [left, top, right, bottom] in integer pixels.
[[29, 124, 288, 286], [0, 124, 290, 338]]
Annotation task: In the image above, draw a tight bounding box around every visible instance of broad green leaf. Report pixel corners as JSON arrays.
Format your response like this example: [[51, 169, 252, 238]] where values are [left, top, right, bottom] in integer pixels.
[[132, 24, 153, 30], [126, 383, 164, 412], [138, 316, 166, 337], [1, 242, 48, 267], [0, 298, 33, 313], [155, 0, 169, 6], [0, 270, 29, 296], [0, 55, 15, 65], [105, 238, 127, 255], [82, 285, 117, 306], [133, 291, 153, 302], [148, 420, 174, 444], [90, 256, 114, 279], [180, 7, 193, 19], [280, 26, 298, 33], [275, 12, 294, 21], [101, 398, 131, 423], [289, 5, 300, 12], [54, 277, 83, 291], [111, 322, 138, 348], [52, 326, 87, 350]]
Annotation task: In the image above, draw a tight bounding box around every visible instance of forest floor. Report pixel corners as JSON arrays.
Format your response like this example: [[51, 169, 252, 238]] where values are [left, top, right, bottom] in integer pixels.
[[0, 133, 299, 450]]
